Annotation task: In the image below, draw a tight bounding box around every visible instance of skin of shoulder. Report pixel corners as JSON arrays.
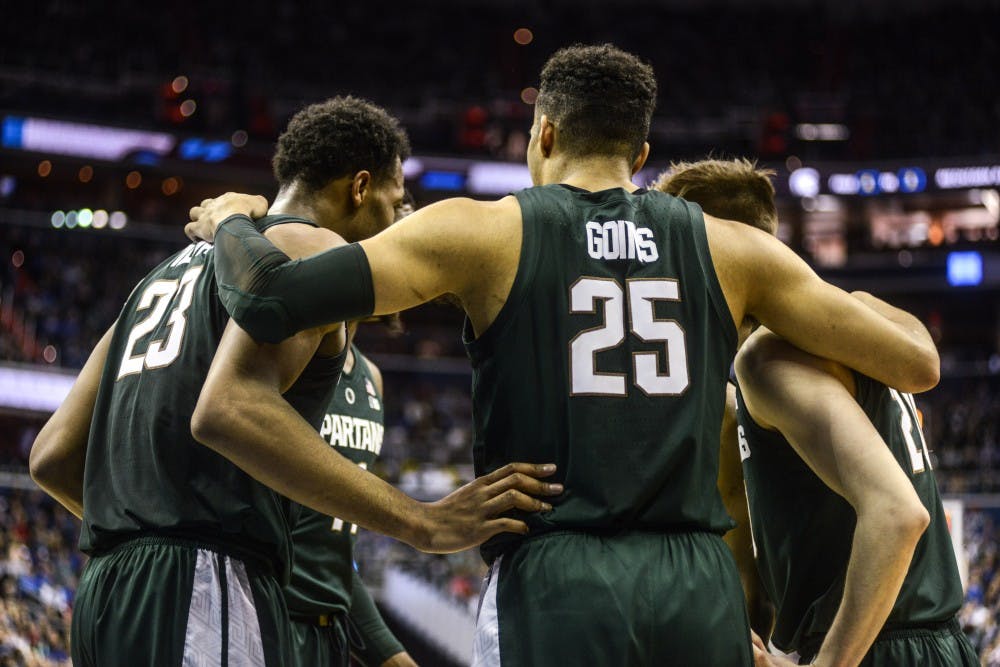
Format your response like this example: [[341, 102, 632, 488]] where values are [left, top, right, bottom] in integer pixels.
[[359, 195, 522, 337], [735, 328, 857, 431]]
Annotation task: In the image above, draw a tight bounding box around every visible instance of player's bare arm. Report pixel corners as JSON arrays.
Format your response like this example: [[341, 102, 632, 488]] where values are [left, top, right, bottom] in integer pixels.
[[704, 215, 939, 394], [191, 218, 557, 553], [185, 193, 522, 341], [736, 330, 930, 667], [29, 325, 115, 518], [719, 383, 774, 640]]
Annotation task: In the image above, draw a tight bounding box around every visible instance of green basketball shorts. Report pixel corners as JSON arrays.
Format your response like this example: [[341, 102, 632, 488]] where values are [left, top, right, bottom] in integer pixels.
[[71, 536, 291, 667], [472, 529, 752, 667]]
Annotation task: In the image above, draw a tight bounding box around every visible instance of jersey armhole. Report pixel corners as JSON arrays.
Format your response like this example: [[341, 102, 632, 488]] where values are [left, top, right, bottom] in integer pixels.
[[688, 201, 739, 358], [463, 192, 539, 364]]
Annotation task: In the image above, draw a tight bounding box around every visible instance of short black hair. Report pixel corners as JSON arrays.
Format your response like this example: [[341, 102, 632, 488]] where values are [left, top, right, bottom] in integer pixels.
[[273, 96, 411, 190], [536, 44, 657, 161]]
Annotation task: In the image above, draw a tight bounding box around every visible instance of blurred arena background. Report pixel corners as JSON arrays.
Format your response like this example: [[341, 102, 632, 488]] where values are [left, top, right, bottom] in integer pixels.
[[1, 0, 999, 664]]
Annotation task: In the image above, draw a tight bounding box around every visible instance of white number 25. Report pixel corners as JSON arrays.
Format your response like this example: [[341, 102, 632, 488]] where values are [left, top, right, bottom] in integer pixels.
[[569, 277, 689, 397]]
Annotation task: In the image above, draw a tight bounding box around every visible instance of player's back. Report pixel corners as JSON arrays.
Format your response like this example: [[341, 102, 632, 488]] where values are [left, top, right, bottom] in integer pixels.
[[736, 373, 964, 654], [81, 218, 339, 577], [467, 184, 737, 558]]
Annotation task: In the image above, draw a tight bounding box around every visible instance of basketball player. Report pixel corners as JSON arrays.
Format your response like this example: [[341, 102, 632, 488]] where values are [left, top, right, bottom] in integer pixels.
[[284, 200, 416, 667], [29, 98, 558, 667], [185, 45, 939, 665], [656, 158, 977, 666]]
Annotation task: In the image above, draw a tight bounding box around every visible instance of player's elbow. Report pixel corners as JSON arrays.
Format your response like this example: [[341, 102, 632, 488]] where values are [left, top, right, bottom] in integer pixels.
[[880, 494, 930, 545], [908, 345, 941, 394], [191, 391, 237, 455], [29, 434, 63, 491]]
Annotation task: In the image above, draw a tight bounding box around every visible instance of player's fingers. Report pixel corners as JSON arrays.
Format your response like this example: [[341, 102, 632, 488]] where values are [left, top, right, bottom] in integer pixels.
[[189, 205, 204, 221], [751, 645, 768, 667], [200, 198, 213, 208], [479, 462, 556, 486], [485, 472, 563, 498], [481, 518, 530, 540], [481, 489, 552, 516], [250, 194, 269, 217], [183, 222, 199, 242], [750, 631, 767, 651]]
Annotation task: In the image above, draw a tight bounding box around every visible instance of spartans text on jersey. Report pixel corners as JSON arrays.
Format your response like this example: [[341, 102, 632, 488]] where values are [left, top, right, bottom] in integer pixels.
[[319, 414, 384, 455]]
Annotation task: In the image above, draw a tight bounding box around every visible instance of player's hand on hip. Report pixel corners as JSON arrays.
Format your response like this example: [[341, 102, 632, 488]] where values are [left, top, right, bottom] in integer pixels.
[[751, 631, 797, 667], [380, 651, 419, 667], [185, 192, 269, 242], [413, 462, 562, 554]]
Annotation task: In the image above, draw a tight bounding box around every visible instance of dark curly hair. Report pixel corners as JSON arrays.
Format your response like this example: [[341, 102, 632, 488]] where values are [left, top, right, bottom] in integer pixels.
[[272, 96, 411, 190], [536, 44, 656, 161]]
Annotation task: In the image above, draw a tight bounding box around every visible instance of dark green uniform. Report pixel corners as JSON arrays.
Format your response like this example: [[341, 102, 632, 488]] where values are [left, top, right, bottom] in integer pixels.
[[285, 345, 403, 667], [736, 372, 977, 665], [468, 185, 749, 666], [73, 216, 343, 667]]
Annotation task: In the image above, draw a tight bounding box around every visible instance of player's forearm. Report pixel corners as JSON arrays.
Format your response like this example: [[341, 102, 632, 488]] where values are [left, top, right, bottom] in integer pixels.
[[214, 215, 375, 343], [192, 382, 426, 547], [29, 442, 85, 519], [849, 291, 939, 390], [814, 506, 927, 667]]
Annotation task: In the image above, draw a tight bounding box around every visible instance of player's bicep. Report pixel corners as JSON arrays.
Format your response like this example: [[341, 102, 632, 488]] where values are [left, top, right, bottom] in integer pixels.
[[207, 321, 326, 396], [360, 197, 494, 316], [742, 237, 933, 392]]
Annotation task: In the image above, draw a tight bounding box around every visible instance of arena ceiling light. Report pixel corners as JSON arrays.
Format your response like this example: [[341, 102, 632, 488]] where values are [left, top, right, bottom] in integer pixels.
[[2, 116, 176, 161]]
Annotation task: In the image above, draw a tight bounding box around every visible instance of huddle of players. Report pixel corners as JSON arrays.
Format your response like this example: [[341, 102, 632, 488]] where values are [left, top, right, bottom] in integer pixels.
[[30, 42, 976, 666]]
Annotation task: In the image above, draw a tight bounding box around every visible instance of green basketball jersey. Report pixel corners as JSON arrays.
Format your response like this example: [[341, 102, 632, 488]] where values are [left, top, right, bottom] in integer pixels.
[[284, 345, 385, 617], [736, 373, 964, 654], [80, 216, 343, 581], [467, 185, 738, 561]]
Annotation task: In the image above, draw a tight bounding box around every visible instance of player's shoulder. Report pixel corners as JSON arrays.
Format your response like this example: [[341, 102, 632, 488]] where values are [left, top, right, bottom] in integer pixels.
[[263, 223, 346, 260], [736, 328, 854, 394]]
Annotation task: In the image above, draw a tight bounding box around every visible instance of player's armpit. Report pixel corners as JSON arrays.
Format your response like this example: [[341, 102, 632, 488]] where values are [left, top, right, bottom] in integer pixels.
[[30, 325, 115, 519]]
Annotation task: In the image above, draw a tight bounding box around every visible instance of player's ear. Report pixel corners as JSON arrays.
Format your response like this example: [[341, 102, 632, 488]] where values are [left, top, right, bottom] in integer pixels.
[[539, 115, 555, 157], [351, 171, 372, 207], [631, 142, 650, 176]]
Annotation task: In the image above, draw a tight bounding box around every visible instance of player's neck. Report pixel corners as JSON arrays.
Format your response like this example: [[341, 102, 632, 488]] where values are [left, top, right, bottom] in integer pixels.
[[541, 154, 639, 193], [270, 182, 351, 235], [343, 322, 358, 374]]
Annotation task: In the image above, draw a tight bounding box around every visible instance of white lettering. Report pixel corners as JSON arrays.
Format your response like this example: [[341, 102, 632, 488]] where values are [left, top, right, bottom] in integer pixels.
[[585, 220, 659, 264], [320, 413, 384, 455]]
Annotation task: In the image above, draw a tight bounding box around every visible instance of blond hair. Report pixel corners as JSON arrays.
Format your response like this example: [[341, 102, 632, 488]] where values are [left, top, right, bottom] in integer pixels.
[[653, 158, 778, 234]]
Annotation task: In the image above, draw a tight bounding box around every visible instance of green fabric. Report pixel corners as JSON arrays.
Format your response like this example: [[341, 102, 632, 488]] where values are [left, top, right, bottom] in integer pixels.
[[349, 569, 404, 666], [71, 539, 290, 667], [494, 531, 751, 666], [736, 374, 965, 654], [284, 346, 386, 617], [288, 620, 348, 667], [214, 214, 375, 343], [801, 620, 978, 666], [467, 185, 737, 562], [80, 216, 343, 583]]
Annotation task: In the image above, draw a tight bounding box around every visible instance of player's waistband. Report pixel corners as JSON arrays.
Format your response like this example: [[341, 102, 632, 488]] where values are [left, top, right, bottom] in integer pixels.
[[484, 525, 724, 563], [91, 533, 278, 578], [798, 617, 961, 662], [289, 611, 366, 652]]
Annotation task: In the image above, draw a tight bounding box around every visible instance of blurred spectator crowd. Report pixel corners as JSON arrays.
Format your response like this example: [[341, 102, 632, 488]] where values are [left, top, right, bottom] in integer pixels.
[[2, 2, 999, 161]]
